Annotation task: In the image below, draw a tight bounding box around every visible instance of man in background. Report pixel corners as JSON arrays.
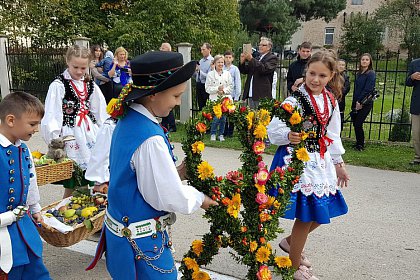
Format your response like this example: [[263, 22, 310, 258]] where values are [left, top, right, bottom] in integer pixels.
[[287, 41, 312, 94], [239, 37, 277, 109], [194, 43, 214, 111], [406, 57, 420, 165]]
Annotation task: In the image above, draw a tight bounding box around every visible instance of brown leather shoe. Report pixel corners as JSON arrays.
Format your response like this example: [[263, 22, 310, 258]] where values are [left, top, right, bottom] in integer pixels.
[[279, 238, 312, 267]]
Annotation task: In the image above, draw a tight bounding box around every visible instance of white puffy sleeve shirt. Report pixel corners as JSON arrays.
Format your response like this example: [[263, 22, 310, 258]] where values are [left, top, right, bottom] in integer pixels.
[[130, 104, 205, 214], [267, 85, 345, 163]]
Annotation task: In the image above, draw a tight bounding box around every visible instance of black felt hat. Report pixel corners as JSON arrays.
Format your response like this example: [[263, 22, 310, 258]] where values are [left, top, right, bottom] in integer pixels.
[[124, 51, 196, 102]]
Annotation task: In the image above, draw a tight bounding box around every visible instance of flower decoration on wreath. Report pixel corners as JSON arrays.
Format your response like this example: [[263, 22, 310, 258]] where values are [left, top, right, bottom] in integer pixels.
[[180, 97, 309, 280]]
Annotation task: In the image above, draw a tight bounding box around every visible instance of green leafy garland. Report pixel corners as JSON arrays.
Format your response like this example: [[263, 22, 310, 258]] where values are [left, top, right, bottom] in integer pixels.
[[179, 97, 311, 280]]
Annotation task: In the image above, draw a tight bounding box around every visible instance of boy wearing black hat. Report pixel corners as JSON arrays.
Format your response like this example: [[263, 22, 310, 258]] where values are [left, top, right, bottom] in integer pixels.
[[87, 51, 218, 279]]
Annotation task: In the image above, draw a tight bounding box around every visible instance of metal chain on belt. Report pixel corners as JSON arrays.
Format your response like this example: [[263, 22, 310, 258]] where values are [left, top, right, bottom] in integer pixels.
[[126, 229, 176, 274]]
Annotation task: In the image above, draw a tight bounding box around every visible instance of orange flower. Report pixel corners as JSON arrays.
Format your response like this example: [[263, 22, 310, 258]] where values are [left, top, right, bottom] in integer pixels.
[[192, 270, 211, 280], [249, 241, 258, 252], [282, 103, 294, 114], [192, 240, 204, 256], [183, 257, 199, 271], [259, 212, 271, 222], [256, 265, 272, 280], [196, 122, 207, 133], [289, 111, 302, 125], [253, 141, 266, 155], [226, 193, 241, 218], [191, 141, 205, 154]]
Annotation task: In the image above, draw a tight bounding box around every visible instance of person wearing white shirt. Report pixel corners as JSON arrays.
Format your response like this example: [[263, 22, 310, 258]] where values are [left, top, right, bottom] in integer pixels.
[[41, 45, 108, 198], [223, 51, 242, 137], [205, 55, 233, 141], [86, 51, 218, 279]]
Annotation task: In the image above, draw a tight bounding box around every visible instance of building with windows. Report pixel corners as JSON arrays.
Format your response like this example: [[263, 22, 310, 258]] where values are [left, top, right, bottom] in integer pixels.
[[287, 0, 401, 52]]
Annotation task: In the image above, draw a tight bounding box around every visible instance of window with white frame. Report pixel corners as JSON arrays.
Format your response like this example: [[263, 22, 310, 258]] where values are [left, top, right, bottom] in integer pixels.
[[324, 28, 335, 45], [351, 0, 363, 4]]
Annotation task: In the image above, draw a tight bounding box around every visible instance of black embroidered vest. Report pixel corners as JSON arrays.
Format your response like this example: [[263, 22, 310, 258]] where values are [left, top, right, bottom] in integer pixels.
[[291, 90, 335, 153], [57, 74, 97, 128]]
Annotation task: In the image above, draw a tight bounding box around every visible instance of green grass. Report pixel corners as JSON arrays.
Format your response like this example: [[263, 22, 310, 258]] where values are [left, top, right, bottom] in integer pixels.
[[169, 123, 420, 174]]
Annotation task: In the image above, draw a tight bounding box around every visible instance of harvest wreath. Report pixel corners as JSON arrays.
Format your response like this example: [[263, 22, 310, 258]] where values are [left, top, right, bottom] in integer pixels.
[[179, 97, 310, 280]]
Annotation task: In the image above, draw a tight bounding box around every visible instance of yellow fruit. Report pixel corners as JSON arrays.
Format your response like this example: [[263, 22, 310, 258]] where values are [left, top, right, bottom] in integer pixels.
[[31, 151, 43, 159], [64, 209, 76, 218], [72, 204, 81, 210], [81, 207, 97, 218]]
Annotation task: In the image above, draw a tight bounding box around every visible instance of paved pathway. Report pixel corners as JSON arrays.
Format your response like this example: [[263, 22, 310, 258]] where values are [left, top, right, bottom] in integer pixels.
[[28, 133, 420, 279]]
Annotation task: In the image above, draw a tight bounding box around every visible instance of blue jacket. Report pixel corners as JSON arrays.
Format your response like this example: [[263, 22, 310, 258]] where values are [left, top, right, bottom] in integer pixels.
[[104, 108, 176, 279], [406, 58, 420, 115], [353, 70, 376, 104], [0, 143, 43, 267]]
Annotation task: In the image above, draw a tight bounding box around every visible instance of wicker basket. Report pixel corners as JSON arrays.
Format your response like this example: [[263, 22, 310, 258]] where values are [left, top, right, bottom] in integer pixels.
[[37, 200, 105, 247], [35, 160, 73, 186]]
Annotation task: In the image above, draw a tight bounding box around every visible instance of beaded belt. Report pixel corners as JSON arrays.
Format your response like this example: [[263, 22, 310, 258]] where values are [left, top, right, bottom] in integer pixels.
[[104, 209, 175, 239]]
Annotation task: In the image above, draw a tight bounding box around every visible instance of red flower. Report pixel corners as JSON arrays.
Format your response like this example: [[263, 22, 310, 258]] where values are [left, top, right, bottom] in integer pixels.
[[240, 106, 247, 113], [226, 170, 243, 185], [253, 141, 266, 155], [202, 112, 213, 121], [196, 122, 207, 133]]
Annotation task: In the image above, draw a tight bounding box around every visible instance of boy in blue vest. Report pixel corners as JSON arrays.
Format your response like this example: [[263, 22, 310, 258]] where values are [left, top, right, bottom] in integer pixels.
[[87, 51, 218, 279], [0, 91, 51, 279]]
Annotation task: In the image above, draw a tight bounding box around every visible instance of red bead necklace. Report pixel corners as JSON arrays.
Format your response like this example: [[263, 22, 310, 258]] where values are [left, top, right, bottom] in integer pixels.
[[305, 85, 329, 128]]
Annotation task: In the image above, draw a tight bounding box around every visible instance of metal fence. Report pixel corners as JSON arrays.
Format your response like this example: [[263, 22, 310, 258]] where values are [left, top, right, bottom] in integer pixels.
[[5, 44, 415, 142], [276, 50, 413, 142]]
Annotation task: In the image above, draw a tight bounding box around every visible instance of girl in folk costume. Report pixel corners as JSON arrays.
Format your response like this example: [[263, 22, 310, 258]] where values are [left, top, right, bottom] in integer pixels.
[[41, 45, 108, 198], [267, 51, 350, 280], [86, 51, 217, 280]]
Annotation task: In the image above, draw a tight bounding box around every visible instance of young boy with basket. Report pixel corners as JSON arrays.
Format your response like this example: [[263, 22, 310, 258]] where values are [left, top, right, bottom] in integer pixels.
[[0, 92, 51, 279], [86, 51, 218, 279]]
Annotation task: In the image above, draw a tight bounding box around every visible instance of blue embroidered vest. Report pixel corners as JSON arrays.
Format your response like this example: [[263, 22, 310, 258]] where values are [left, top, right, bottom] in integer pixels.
[[107, 108, 175, 225], [0, 143, 43, 267]]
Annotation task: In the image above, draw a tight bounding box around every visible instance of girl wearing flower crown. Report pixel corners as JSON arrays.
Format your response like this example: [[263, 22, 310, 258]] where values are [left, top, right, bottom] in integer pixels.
[[41, 45, 108, 198], [267, 51, 350, 280]]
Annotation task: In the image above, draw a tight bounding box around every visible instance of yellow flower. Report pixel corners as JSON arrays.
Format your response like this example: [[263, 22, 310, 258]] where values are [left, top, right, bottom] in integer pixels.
[[192, 240, 204, 257], [250, 241, 258, 252], [183, 257, 199, 271], [255, 246, 271, 263], [247, 111, 255, 130], [273, 200, 281, 209], [106, 98, 118, 115], [300, 131, 309, 140], [258, 109, 271, 126], [266, 196, 276, 208], [274, 256, 292, 268], [197, 161, 214, 181], [213, 104, 222, 119], [296, 147, 310, 162], [253, 124, 267, 139], [191, 141, 205, 154], [289, 111, 302, 125], [256, 265, 272, 280], [192, 270, 211, 280], [227, 193, 241, 218], [255, 184, 266, 193], [31, 151, 42, 159]]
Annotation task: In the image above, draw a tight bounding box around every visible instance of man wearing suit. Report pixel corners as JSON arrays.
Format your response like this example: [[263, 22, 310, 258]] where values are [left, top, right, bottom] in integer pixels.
[[239, 37, 278, 109], [406, 58, 420, 165]]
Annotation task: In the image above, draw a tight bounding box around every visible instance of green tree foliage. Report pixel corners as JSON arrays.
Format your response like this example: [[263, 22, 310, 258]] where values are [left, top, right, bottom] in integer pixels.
[[340, 13, 383, 56], [239, 0, 346, 46], [0, 0, 240, 54], [389, 108, 411, 142], [374, 0, 420, 60]]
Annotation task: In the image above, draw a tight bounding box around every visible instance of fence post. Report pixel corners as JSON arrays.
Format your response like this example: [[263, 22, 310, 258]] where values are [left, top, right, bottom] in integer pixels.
[[0, 35, 11, 99], [176, 42, 193, 123], [72, 37, 90, 49]]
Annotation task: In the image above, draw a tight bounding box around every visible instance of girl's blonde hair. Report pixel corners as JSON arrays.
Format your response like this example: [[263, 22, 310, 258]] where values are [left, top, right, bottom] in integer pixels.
[[114, 47, 128, 60], [65, 45, 91, 63], [306, 50, 344, 100]]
